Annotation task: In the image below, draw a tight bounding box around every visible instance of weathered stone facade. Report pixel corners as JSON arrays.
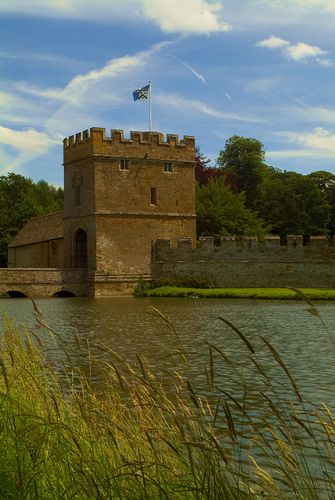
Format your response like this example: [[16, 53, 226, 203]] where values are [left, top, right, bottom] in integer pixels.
[[151, 236, 335, 288], [6, 127, 196, 296]]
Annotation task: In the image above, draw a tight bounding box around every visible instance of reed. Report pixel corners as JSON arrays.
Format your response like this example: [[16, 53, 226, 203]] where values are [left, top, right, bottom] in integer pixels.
[[0, 303, 334, 498]]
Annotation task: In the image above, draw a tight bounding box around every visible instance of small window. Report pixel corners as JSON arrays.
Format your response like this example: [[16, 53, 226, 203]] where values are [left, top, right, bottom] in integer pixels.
[[163, 162, 173, 173], [120, 159, 130, 170], [150, 187, 157, 205]]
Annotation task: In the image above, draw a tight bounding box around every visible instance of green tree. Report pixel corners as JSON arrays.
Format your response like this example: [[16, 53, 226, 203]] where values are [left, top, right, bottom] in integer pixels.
[[256, 170, 329, 240], [0, 173, 64, 266], [196, 177, 269, 238], [308, 171, 335, 236], [216, 135, 266, 207]]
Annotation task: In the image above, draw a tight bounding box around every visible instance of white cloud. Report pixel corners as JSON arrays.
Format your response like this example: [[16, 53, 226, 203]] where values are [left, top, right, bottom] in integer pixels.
[[256, 36, 289, 49], [285, 42, 328, 62], [0, 126, 57, 173], [269, 127, 335, 161], [142, 0, 230, 33], [0, 0, 230, 34], [285, 104, 335, 124], [257, 35, 330, 64]]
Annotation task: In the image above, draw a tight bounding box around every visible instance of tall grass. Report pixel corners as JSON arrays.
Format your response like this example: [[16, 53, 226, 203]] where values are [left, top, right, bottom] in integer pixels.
[[0, 302, 334, 498]]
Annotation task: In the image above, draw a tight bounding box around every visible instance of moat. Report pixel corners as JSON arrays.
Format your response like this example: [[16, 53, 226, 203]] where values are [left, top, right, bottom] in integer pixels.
[[1, 296, 335, 407]]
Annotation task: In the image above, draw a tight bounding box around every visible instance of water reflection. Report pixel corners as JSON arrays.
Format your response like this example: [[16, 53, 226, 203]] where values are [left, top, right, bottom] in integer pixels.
[[1, 296, 334, 407]]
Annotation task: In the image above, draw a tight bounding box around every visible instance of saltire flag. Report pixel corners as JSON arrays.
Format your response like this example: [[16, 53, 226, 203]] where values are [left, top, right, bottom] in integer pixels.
[[133, 84, 150, 101]]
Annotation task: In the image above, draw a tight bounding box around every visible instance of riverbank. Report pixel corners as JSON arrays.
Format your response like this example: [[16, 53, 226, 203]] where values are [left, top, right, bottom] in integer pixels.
[[140, 286, 335, 300]]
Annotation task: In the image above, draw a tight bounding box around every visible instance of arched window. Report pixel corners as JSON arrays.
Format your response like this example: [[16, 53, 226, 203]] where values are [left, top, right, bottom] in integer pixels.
[[74, 228, 87, 268], [72, 174, 83, 207]]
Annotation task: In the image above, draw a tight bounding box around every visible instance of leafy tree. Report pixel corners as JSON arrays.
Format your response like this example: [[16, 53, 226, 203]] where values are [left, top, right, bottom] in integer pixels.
[[256, 170, 329, 240], [195, 148, 224, 186], [196, 177, 269, 238], [216, 135, 266, 207], [308, 171, 335, 236], [0, 173, 64, 266]]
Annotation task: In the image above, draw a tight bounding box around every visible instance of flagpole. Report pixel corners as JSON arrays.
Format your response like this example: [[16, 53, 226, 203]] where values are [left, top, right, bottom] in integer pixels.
[[148, 81, 152, 131]]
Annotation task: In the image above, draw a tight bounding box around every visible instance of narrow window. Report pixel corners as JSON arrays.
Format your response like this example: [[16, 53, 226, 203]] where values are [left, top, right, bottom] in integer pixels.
[[163, 162, 173, 173], [120, 159, 130, 170], [51, 240, 57, 255], [72, 174, 83, 207], [150, 187, 157, 205]]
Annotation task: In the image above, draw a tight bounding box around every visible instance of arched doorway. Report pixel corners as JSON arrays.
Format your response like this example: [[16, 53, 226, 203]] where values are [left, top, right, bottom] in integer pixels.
[[74, 229, 87, 268]]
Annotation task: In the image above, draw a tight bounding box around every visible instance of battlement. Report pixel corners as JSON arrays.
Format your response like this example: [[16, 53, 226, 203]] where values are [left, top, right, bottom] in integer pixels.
[[153, 236, 335, 262], [63, 127, 196, 164]]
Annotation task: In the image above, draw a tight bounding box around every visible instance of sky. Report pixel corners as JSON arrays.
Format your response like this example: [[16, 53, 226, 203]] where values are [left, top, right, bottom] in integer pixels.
[[1, 0, 335, 185]]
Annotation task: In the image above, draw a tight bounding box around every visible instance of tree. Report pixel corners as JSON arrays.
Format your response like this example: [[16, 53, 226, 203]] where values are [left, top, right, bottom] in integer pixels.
[[196, 177, 269, 238], [308, 171, 335, 236], [195, 148, 225, 186], [256, 170, 329, 240], [0, 173, 64, 266], [216, 135, 266, 207]]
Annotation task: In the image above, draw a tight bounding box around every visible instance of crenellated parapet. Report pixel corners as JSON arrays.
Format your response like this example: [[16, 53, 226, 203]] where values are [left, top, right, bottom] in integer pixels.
[[63, 127, 196, 164], [153, 236, 335, 262]]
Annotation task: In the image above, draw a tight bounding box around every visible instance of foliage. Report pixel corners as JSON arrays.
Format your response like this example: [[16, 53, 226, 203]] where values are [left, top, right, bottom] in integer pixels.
[[195, 147, 224, 186], [256, 170, 330, 240], [0, 308, 335, 497], [0, 173, 63, 266], [148, 276, 215, 291], [196, 177, 269, 238], [308, 171, 335, 237], [142, 286, 335, 300], [134, 276, 149, 296], [216, 135, 266, 207]]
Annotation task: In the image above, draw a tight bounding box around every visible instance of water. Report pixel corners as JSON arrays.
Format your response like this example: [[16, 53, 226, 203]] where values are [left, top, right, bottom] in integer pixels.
[[1, 296, 335, 490], [1, 296, 334, 407]]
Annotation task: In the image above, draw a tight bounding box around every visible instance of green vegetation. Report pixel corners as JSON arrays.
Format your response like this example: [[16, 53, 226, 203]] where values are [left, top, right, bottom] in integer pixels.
[[196, 136, 335, 241], [0, 305, 335, 498], [196, 177, 268, 239], [140, 286, 335, 300], [0, 173, 64, 266]]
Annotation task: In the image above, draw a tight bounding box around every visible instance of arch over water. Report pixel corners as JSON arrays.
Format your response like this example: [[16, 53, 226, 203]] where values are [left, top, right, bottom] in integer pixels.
[[6, 291, 28, 298], [74, 228, 87, 268], [53, 290, 76, 297]]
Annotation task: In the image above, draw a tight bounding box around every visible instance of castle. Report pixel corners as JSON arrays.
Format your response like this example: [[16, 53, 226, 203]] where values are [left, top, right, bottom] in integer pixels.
[[3, 126, 335, 297], [5, 127, 196, 296]]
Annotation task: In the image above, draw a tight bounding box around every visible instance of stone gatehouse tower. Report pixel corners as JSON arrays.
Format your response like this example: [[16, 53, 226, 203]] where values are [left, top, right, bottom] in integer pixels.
[[8, 127, 196, 295], [63, 128, 196, 287]]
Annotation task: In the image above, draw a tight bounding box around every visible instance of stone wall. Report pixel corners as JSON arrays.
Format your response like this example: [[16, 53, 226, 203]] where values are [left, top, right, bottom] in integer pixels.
[[0, 269, 87, 297], [8, 239, 64, 268], [151, 236, 335, 288]]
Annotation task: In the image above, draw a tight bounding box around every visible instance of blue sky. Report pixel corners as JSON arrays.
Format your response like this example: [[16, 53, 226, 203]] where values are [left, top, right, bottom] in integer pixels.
[[1, 0, 335, 185]]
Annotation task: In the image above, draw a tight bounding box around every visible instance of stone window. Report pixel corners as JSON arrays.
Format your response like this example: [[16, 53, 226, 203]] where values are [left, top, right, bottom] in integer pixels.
[[163, 162, 173, 173], [74, 228, 87, 268], [51, 240, 57, 255], [150, 187, 157, 205], [120, 159, 130, 170], [72, 174, 83, 206]]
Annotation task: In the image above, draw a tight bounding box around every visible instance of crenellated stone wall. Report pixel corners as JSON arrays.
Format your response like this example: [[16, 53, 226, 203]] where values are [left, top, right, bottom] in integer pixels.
[[151, 236, 335, 288]]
